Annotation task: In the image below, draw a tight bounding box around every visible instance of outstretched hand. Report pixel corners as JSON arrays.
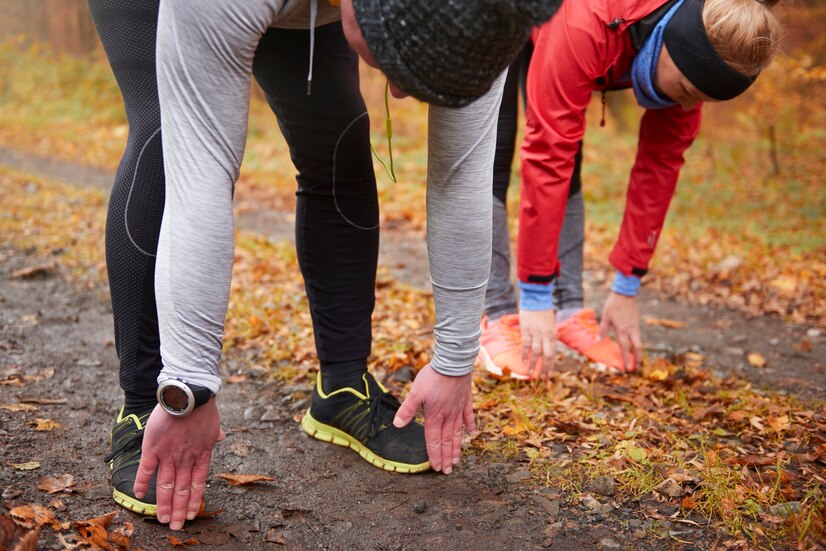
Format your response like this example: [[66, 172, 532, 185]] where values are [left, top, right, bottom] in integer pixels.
[[135, 399, 224, 530], [519, 308, 557, 379], [392, 364, 474, 474], [599, 292, 642, 372]]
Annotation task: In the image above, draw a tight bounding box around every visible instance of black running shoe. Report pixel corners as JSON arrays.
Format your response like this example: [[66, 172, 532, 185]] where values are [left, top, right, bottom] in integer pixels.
[[301, 373, 430, 473], [104, 407, 157, 515]]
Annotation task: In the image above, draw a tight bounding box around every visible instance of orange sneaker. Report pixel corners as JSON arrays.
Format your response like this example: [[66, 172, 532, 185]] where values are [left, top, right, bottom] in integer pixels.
[[557, 308, 633, 373], [479, 314, 532, 380]]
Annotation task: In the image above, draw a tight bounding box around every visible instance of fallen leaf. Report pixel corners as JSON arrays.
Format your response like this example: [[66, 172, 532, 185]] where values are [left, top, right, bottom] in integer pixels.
[[216, 473, 274, 486], [10, 262, 56, 279], [767, 415, 790, 433], [747, 353, 767, 368], [32, 418, 63, 431], [644, 317, 685, 329], [502, 420, 528, 436], [109, 521, 133, 551], [726, 454, 775, 467], [8, 461, 40, 471], [681, 496, 698, 509], [37, 474, 75, 494], [19, 397, 67, 405], [9, 505, 64, 530], [648, 369, 669, 382], [47, 498, 66, 511], [0, 514, 39, 551], [0, 403, 37, 412], [166, 535, 199, 547], [226, 374, 247, 384], [794, 339, 813, 352], [769, 275, 797, 296]]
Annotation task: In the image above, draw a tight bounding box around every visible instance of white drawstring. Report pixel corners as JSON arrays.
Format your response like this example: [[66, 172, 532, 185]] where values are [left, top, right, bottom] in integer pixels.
[[307, 0, 318, 95]]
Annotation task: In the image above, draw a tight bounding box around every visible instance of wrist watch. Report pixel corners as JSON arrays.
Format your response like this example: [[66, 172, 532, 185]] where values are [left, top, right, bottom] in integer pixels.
[[156, 379, 213, 417]]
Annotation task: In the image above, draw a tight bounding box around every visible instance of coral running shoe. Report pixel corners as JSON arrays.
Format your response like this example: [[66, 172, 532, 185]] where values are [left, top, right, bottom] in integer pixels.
[[479, 314, 533, 380], [557, 308, 633, 372]]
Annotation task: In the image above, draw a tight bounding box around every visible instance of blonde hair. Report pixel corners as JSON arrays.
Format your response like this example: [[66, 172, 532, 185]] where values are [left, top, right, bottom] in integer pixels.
[[703, 0, 783, 76]]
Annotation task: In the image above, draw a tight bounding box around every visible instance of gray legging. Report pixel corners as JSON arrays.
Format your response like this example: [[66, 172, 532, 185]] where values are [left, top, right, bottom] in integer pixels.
[[486, 46, 585, 321], [152, 0, 505, 393]]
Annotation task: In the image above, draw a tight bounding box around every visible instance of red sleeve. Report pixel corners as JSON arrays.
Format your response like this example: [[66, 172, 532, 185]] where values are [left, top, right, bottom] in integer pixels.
[[517, 11, 604, 284], [609, 103, 702, 276]]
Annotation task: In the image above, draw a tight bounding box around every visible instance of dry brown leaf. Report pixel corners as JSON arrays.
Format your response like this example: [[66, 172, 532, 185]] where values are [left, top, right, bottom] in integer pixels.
[[166, 535, 200, 547], [502, 420, 528, 436], [10, 262, 56, 279], [767, 415, 790, 433], [0, 514, 39, 551], [0, 403, 38, 412], [37, 474, 75, 494], [644, 317, 685, 329], [8, 461, 40, 471], [32, 418, 63, 431], [216, 473, 274, 486], [76, 511, 118, 531], [9, 505, 64, 530], [726, 454, 775, 467], [75, 523, 111, 551], [47, 498, 66, 511], [226, 374, 247, 384], [747, 353, 767, 368], [110, 521, 133, 551], [19, 397, 67, 405]]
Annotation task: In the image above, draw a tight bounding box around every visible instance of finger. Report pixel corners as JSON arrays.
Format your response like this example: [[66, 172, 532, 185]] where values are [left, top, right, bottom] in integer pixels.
[[424, 414, 443, 472], [170, 459, 194, 530], [216, 428, 226, 442], [441, 417, 454, 474], [462, 396, 476, 436], [631, 333, 643, 372], [451, 414, 463, 468], [155, 461, 176, 525], [521, 332, 533, 372], [617, 333, 632, 372], [187, 451, 211, 521], [599, 317, 610, 340], [541, 335, 556, 378], [530, 341, 543, 380], [134, 448, 158, 500], [393, 392, 421, 428]]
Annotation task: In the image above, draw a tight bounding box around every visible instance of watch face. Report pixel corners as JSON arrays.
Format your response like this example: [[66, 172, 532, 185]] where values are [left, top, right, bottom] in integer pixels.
[[162, 385, 189, 412]]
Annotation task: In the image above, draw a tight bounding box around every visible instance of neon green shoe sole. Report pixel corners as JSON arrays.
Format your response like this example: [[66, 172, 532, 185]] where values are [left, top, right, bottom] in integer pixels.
[[302, 409, 430, 474], [111, 488, 157, 516]]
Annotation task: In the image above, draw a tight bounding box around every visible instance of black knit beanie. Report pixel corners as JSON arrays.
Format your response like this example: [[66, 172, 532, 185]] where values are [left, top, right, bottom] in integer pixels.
[[352, 0, 562, 107]]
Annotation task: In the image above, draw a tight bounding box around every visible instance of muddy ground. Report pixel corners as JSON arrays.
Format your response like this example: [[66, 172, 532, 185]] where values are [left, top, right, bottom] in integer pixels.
[[1, 150, 824, 549]]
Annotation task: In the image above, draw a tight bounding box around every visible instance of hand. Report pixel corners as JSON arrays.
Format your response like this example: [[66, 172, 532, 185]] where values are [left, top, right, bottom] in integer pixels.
[[599, 292, 642, 372], [392, 364, 474, 474], [518, 308, 557, 379], [135, 399, 224, 530]]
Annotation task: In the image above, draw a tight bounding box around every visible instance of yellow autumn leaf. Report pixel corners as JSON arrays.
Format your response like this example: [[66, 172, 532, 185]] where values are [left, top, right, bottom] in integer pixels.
[[747, 353, 767, 368], [9, 461, 41, 470], [33, 418, 63, 431], [502, 420, 528, 436], [648, 369, 669, 382]]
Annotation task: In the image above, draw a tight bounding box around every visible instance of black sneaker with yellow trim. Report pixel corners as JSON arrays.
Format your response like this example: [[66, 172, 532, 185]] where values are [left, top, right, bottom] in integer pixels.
[[103, 407, 157, 515], [301, 373, 430, 473]]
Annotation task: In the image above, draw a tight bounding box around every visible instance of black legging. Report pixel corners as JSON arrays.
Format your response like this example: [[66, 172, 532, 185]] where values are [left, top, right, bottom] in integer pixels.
[[89, 1, 377, 400]]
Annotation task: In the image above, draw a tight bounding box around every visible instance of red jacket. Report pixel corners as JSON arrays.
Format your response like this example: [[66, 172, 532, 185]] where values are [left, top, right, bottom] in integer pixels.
[[517, 0, 702, 284]]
